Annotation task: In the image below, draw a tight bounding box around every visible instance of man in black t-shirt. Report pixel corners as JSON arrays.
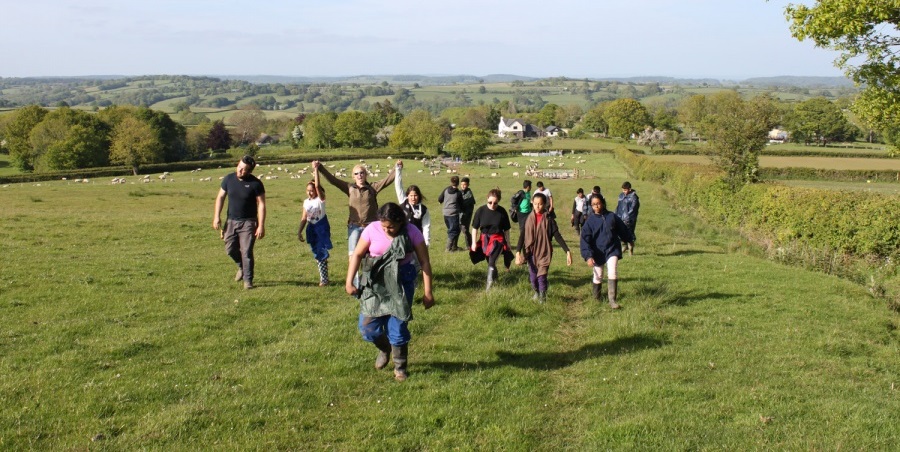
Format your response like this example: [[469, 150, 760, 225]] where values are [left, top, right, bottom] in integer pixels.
[[213, 156, 266, 289]]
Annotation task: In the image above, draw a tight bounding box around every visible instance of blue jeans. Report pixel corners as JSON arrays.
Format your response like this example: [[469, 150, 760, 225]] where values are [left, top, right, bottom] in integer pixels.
[[357, 262, 417, 346], [347, 224, 365, 255]]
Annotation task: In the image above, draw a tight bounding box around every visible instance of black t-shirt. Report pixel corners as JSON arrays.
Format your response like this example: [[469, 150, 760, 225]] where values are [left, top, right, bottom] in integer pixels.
[[221, 172, 265, 220], [472, 205, 511, 235]]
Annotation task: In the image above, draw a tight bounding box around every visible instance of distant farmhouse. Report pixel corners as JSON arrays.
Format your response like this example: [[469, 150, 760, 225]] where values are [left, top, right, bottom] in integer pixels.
[[498, 116, 552, 139]]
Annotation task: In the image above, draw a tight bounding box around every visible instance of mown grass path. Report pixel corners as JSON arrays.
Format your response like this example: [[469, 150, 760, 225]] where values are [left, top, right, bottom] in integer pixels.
[[2, 153, 897, 449]]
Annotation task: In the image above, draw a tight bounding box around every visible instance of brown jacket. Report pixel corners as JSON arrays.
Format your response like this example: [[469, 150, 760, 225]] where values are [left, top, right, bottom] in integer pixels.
[[319, 165, 395, 227]]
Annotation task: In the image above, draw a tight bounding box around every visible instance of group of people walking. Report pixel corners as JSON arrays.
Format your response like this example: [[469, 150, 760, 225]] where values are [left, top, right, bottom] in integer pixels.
[[212, 156, 640, 381]]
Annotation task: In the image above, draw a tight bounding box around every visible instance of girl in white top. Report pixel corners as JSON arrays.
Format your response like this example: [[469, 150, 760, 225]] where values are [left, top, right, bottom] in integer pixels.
[[394, 161, 431, 246], [298, 167, 333, 286]]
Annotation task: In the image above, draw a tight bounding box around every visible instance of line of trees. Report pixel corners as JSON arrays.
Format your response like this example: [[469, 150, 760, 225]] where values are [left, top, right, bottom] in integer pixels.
[[0, 91, 877, 181]]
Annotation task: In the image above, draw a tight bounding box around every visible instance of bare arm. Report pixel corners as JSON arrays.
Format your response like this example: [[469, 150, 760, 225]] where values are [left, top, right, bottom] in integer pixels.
[[346, 238, 370, 296], [255, 194, 266, 239], [213, 188, 226, 230], [313, 167, 324, 201], [298, 206, 308, 242]]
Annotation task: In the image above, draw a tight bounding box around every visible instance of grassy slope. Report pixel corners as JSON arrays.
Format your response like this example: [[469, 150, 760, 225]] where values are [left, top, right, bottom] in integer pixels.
[[1, 153, 897, 449]]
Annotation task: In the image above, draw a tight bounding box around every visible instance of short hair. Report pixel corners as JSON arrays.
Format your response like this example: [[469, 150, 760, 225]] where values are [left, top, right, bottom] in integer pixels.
[[532, 192, 547, 204], [377, 202, 408, 227], [241, 155, 257, 170], [592, 185, 601, 193], [488, 188, 502, 201], [576, 188, 584, 194], [461, 177, 470, 184], [622, 181, 632, 189], [536, 181, 544, 188], [523, 179, 532, 188], [451, 176, 460, 185]]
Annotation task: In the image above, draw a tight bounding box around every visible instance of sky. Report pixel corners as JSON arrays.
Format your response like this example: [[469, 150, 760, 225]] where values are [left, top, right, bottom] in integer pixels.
[[1, 0, 845, 80]]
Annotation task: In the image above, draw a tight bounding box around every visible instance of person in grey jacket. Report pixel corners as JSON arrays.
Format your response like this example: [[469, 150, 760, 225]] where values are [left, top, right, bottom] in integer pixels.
[[437, 176, 463, 251], [614, 181, 640, 255]]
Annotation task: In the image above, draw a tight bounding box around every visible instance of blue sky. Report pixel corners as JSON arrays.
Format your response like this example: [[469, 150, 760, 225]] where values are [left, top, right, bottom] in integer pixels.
[[1, 0, 845, 80]]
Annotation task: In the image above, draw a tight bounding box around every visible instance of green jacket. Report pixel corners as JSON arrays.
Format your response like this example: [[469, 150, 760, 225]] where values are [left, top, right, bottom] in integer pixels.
[[358, 232, 414, 321]]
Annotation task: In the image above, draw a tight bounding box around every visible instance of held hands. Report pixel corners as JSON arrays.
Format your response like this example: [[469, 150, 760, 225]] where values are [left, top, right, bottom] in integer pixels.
[[396, 160, 403, 169], [515, 251, 526, 266]]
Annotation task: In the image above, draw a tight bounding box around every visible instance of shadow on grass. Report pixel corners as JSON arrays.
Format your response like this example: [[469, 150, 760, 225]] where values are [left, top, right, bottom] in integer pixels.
[[423, 333, 668, 373], [656, 249, 724, 257]]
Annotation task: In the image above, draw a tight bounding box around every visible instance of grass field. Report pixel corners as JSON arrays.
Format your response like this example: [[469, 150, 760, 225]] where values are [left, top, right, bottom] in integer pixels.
[[778, 179, 900, 194], [649, 154, 900, 171], [2, 153, 898, 448]]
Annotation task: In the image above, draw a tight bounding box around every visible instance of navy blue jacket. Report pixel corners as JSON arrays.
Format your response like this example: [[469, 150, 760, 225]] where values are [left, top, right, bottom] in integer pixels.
[[615, 190, 640, 225], [580, 210, 636, 262]]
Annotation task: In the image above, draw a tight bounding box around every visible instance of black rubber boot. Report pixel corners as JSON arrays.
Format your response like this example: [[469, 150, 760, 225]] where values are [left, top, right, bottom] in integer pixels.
[[392, 344, 408, 381], [373, 335, 392, 370], [592, 282, 602, 301], [486, 266, 496, 291], [608, 279, 620, 309]]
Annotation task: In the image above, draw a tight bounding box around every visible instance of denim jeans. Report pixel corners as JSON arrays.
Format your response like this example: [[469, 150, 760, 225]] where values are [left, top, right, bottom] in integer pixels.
[[347, 224, 365, 255], [444, 214, 460, 249]]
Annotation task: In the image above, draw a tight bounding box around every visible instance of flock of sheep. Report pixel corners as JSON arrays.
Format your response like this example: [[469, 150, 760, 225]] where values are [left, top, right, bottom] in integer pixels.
[[41, 153, 589, 187]]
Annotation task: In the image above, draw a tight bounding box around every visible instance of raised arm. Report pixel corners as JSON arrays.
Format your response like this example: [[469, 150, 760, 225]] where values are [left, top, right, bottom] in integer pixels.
[[371, 160, 399, 193], [394, 162, 405, 203], [313, 167, 325, 201], [314, 161, 350, 196]]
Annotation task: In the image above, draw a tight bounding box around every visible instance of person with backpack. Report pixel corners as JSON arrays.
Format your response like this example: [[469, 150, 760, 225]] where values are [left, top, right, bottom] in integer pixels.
[[509, 179, 533, 247], [581, 193, 635, 309], [615, 181, 640, 255]]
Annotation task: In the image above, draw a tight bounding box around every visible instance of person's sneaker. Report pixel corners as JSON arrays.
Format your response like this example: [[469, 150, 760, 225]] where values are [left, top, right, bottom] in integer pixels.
[[532, 291, 539, 301], [234, 267, 243, 281], [244, 281, 255, 290]]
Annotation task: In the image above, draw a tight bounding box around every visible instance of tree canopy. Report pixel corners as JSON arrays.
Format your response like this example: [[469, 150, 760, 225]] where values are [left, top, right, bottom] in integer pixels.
[[602, 98, 651, 140], [786, 0, 900, 141]]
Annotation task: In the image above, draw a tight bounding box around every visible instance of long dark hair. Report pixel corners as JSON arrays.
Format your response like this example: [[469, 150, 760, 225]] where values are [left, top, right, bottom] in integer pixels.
[[378, 202, 408, 227], [405, 184, 425, 202]]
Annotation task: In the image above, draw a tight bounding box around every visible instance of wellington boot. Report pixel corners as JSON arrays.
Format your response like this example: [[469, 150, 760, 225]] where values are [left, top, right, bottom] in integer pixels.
[[608, 279, 620, 309], [373, 335, 392, 370], [392, 344, 409, 381], [592, 282, 602, 301]]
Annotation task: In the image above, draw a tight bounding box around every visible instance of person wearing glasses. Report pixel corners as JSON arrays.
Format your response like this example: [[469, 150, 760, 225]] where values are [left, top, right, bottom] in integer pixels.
[[213, 155, 266, 290], [313, 160, 399, 257], [470, 188, 514, 291]]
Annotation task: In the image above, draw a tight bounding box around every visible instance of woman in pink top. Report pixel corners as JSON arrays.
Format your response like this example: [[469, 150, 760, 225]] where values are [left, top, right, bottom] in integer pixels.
[[346, 203, 434, 381]]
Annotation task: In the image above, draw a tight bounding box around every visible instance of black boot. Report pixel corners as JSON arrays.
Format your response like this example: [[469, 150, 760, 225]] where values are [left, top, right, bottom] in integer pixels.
[[392, 344, 408, 381], [592, 282, 602, 301], [608, 279, 620, 309], [373, 335, 392, 370], [486, 267, 494, 291]]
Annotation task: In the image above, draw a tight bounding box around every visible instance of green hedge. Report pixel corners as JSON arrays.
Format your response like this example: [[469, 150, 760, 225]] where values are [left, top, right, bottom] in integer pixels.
[[615, 147, 900, 259]]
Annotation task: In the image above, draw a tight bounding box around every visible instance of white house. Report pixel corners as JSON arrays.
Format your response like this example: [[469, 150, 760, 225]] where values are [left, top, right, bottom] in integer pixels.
[[498, 116, 527, 138]]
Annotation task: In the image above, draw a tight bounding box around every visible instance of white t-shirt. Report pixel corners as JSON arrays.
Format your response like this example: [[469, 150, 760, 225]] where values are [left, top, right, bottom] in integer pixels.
[[303, 197, 326, 224]]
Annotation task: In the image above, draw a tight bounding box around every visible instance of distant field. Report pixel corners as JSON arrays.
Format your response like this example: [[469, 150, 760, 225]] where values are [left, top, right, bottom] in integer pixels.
[[649, 155, 900, 170], [778, 179, 900, 194]]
